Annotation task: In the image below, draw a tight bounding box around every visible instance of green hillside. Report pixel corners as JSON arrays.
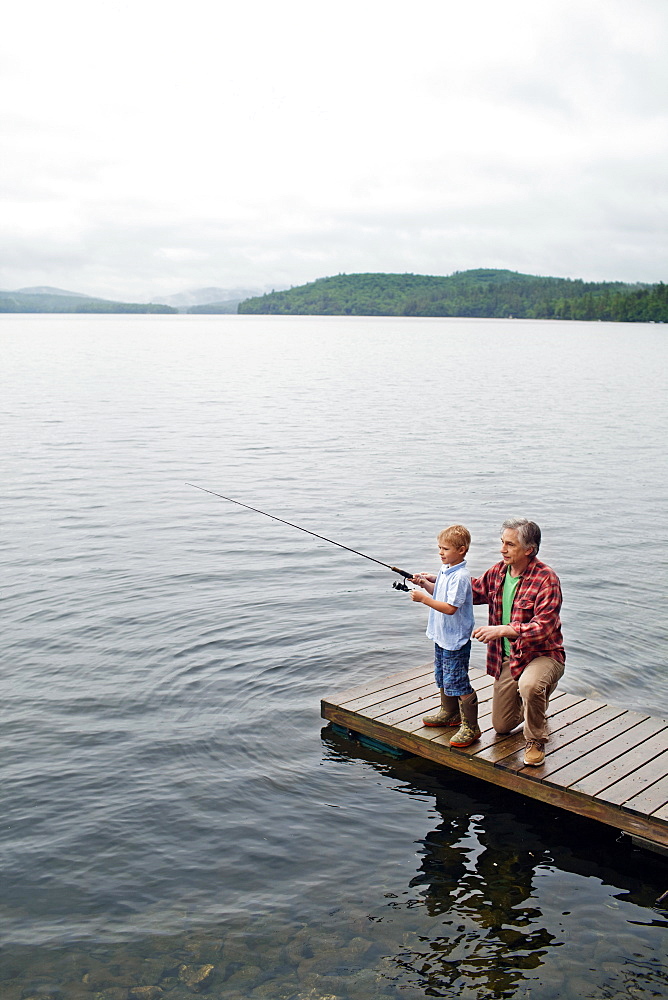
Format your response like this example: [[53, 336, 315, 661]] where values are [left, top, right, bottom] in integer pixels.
[[238, 269, 667, 322], [0, 289, 176, 314], [186, 298, 244, 314]]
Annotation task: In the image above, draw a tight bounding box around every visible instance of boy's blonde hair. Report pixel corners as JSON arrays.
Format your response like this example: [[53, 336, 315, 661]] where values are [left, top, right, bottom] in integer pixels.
[[437, 524, 471, 553]]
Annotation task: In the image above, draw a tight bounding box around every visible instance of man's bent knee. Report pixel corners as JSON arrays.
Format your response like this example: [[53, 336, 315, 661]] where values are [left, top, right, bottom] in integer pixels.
[[491, 705, 523, 735], [518, 656, 564, 697]]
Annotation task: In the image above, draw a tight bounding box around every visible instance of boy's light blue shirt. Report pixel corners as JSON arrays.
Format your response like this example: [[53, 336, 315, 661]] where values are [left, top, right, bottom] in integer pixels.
[[426, 559, 474, 651]]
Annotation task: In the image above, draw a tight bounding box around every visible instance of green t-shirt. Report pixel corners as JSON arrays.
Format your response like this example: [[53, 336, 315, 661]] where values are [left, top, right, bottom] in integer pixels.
[[502, 569, 521, 658]]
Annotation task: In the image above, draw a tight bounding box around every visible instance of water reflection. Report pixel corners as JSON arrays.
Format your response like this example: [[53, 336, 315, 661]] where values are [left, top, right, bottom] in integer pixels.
[[2, 315, 668, 999], [0, 728, 667, 999], [404, 815, 559, 997], [322, 726, 668, 1000]]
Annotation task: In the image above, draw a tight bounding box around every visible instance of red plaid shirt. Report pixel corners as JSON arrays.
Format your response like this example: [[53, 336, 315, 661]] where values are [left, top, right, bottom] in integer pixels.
[[471, 557, 565, 679]]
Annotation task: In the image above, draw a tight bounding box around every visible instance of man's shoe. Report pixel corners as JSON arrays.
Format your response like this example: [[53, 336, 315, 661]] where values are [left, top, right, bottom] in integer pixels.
[[523, 740, 546, 766], [449, 721, 481, 748], [422, 709, 461, 728]]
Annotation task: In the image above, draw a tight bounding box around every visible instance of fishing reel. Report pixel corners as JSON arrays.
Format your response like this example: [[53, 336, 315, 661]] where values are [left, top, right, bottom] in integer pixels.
[[390, 566, 414, 593]]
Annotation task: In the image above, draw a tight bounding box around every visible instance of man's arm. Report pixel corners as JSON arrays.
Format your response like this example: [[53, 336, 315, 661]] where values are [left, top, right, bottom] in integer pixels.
[[473, 623, 517, 643], [474, 572, 561, 644], [470, 568, 493, 605]]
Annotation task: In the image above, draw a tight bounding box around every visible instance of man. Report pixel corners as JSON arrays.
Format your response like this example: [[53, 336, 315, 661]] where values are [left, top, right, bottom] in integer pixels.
[[471, 518, 565, 766]]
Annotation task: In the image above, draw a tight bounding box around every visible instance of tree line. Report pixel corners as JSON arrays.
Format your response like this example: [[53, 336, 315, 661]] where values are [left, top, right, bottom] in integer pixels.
[[238, 270, 668, 322], [0, 293, 175, 314]]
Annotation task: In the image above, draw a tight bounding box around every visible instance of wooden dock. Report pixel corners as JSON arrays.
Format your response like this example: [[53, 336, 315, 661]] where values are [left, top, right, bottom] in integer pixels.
[[321, 663, 668, 852]]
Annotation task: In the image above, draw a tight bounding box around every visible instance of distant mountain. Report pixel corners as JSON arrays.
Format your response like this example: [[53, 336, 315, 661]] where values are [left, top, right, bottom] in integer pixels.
[[6, 271, 665, 320], [152, 286, 275, 309], [16, 285, 92, 298], [0, 288, 176, 314], [238, 269, 666, 322], [186, 298, 246, 314]]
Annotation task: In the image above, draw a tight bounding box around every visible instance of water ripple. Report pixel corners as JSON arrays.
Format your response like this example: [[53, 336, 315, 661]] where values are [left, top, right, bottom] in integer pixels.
[[1, 315, 667, 999]]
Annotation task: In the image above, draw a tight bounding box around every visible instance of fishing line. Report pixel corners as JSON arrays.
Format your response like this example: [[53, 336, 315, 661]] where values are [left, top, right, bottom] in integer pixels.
[[186, 483, 414, 590]]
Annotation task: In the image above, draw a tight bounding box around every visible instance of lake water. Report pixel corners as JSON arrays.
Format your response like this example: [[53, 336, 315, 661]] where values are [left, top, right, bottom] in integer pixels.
[[1, 313, 667, 1000]]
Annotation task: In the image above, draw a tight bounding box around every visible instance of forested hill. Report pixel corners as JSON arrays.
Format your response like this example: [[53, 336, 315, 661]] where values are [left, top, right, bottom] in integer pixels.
[[238, 270, 668, 322], [0, 288, 175, 314]]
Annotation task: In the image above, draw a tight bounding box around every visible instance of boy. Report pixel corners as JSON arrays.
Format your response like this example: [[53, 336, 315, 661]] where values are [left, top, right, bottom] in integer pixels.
[[410, 524, 480, 748]]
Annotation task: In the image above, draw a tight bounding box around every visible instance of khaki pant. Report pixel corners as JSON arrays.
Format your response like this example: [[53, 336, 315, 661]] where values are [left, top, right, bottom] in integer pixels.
[[492, 656, 565, 742]]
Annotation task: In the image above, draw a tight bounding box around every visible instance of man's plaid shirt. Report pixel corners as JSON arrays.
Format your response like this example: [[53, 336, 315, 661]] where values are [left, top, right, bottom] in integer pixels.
[[471, 557, 565, 679]]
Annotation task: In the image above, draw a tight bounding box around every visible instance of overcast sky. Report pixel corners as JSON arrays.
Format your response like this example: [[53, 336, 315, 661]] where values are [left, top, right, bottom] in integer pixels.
[[1, 0, 667, 301]]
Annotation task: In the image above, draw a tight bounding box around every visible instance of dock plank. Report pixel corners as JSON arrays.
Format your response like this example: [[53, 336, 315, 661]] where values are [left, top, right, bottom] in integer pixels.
[[516, 710, 649, 781], [597, 750, 668, 808], [493, 704, 629, 777], [383, 677, 496, 731], [342, 679, 438, 717], [321, 664, 668, 852], [543, 716, 665, 790], [412, 691, 583, 759], [623, 773, 668, 818], [652, 800, 668, 823], [470, 695, 596, 766], [569, 729, 668, 798], [323, 663, 435, 707]]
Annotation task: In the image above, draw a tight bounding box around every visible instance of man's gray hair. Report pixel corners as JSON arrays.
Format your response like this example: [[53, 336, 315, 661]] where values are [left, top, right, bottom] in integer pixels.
[[501, 517, 541, 555]]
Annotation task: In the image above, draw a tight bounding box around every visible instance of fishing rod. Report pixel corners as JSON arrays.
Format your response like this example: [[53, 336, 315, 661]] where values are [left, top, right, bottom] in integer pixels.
[[186, 483, 415, 591]]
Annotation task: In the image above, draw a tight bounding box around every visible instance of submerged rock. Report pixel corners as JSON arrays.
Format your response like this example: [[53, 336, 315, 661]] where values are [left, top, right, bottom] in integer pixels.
[[295, 990, 341, 1000], [295, 991, 340, 1000], [249, 982, 297, 999], [345, 936, 372, 957], [20, 989, 63, 1000], [177, 964, 214, 991], [223, 964, 262, 990]]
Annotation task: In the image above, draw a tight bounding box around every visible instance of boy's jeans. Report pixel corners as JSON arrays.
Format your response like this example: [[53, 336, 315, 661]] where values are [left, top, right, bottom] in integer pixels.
[[434, 640, 473, 697]]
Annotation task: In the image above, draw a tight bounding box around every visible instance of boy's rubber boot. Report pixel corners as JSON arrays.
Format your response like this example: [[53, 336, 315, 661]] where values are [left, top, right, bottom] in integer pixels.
[[450, 691, 481, 747], [422, 692, 461, 728]]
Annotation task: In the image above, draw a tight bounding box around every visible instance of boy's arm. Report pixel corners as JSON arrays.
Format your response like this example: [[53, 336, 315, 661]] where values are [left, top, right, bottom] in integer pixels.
[[410, 573, 437, 595], [411, 591, 457, 614]]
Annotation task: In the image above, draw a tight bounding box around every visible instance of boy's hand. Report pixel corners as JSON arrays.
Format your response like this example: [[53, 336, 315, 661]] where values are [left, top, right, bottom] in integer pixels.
[[410, 573, 432, 586], [411, 590, 426, 603]]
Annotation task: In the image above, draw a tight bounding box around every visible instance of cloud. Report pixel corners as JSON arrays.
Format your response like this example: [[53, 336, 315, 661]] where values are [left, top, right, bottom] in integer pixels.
[[156, 248, 210, 263], [1, 0, 667, 297]]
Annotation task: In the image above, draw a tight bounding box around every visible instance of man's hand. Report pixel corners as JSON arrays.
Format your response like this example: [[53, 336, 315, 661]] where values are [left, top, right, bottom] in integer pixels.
[[472, 624, 517, 644]]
